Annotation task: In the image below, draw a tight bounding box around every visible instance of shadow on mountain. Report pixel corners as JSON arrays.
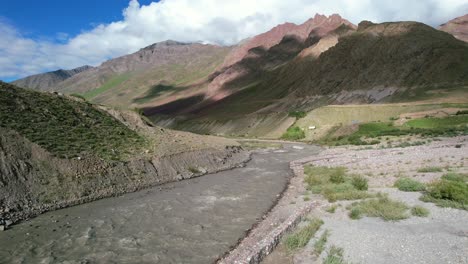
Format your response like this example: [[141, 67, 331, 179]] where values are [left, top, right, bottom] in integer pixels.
[[142, 94, 205, 116], [133, 84, 182, 104]]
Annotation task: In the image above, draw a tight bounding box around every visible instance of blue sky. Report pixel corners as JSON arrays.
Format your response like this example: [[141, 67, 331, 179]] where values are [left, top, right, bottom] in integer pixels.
[[1, 1, 154, 41], [1, 0, 467, 82]]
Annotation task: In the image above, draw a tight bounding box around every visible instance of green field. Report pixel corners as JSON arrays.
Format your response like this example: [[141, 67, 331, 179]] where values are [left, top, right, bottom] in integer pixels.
[[82, 73, 131, 100]]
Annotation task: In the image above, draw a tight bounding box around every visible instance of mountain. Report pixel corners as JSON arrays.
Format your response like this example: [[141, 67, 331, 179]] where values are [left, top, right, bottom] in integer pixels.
[[145, 20, 468, 137], [52, 40, 231, 107], [12, 65, 93, 91], [0, 81, 247, 226], [221, 14, 356, 67], [439, 14, 468, 42]]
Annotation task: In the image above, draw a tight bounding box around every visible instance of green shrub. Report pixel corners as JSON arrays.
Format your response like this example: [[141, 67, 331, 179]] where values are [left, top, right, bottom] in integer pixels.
[[281, 126, 305, 140], [325, 205, 338, 213], [394, 178, 426, 192], [323, 246, 347, 264], [314, 230, 329, 254], [411, 206, 429, 217], [417, 167, 443, 173], [441, 172, 468, 183], [284, 218, 324, 250], [288, 111, 307, 119], [421, 180, 468, 210], [351, 176, 368, 190], [348, 196, 409, 221]]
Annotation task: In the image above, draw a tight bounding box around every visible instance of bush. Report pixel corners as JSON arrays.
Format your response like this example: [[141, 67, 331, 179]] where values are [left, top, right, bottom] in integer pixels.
[[417, 167, 443, 173], [347, 196, 409, 221], [314, 230, 329, 255], [288, 111, 307, 119], [394, 178, 426, 192], [426, 180, 468, 208], [351, 176, 368, 190], [281, 126, 305, 140], [441, 172, 468, 183], [323, 246, 347, 264], [284, 218, 324, 250], [411, 206, 429, 217]]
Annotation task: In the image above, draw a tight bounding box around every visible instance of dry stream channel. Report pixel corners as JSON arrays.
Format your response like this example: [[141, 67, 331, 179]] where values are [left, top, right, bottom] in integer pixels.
[[0, 143, 320, 264]]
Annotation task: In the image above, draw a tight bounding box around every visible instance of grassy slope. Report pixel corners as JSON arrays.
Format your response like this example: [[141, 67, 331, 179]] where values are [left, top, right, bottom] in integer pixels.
[[0, 82, 146, 160]]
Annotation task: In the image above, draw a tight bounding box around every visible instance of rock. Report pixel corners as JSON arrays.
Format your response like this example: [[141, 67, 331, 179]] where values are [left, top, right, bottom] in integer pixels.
[[0, 225, 4, 231], [5, 220, 12, 227]]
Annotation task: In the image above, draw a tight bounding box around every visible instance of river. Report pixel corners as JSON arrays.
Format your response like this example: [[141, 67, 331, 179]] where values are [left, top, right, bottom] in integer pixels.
[[0, 143, 320, 264]]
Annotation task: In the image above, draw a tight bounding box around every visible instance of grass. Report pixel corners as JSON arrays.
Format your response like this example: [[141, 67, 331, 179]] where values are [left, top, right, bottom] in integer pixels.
[[82, 73, 131, 100], [323, 246, 348, 264], [188, 167, 201, 174], [441, 172, 468, 182], [347, 196, 410, 221], [304, 166, 371, 202], [284, 218, 324, 251], [0, 82, 146, 160], [314, 230, 329, 254], [317, 114, 468, 146], [417, 167, 443, 173], [326, 204, 338, 213], [288, 111, 307, 119], [394, 178, 426, 192], [281, 126, 305, 140], [421, 179, 468, 210], [411, 206, 430, 217]]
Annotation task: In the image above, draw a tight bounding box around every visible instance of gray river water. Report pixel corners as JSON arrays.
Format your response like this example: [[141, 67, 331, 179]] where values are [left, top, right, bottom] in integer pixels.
[[0, 143, 320, 264]]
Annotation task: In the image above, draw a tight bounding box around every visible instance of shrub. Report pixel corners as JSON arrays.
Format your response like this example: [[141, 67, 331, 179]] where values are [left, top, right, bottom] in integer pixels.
[[281, 126, 305, 140], [284, 218, 324, 250], [323, 246, 347, 264], [351, 176, 368, 191], [348, 196, 409, 221], [421, 180, 468, 210], [314, 230, 329, 254], [330, 170, 346, 184], [441, 172, 468, 183], [326, 205, 338, 213], [411, 206, 429, 217], [394, 178, 426, 192], [288, 111, 307, 119], [417, 167, 443, 173]]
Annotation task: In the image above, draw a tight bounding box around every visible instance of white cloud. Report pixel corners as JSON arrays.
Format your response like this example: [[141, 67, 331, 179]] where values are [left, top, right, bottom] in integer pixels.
[[1, 0, 468, 80]]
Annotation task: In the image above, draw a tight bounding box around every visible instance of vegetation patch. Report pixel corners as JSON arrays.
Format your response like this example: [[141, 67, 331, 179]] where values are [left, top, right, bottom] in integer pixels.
[[82, 73, 131, 100], [421, 179, 468, 210], [411, 206, 430, 217], [325, 204, 338, 213], [284, 218, 324, 251], [304, 166, 371, 202], [417, 167, 443, 173], [281, 126, 305, 140], [441, 172, 468, 183], [0, 82, 146, 160], [347, 196, 410, 221], [314, 230, 329, 255], [394, 178, 426, 192], [323, 246, 348, 264], [288, 111, 307, 119]]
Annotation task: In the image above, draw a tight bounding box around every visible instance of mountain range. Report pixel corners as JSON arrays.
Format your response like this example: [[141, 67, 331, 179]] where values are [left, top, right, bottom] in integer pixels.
[[11, 13, 468, 137]]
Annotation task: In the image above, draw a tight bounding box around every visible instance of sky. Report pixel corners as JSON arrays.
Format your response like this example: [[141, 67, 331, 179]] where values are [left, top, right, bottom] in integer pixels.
[[1, 0, 468, 81]]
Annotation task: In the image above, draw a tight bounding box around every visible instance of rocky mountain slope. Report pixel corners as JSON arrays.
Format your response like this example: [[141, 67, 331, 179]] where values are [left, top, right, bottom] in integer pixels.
[[439, 14, 468, 42], [146, 20, 468, 137], [0, 82, 249, 228], [12, 65, 93, 91]]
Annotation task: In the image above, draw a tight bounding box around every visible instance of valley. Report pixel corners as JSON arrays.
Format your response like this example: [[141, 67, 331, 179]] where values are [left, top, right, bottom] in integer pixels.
[[1, 9, 468, 264]]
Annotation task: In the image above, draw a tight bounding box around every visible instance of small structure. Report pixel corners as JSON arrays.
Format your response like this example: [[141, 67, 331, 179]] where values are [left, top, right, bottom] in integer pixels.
[[308, 126, 316, 130]]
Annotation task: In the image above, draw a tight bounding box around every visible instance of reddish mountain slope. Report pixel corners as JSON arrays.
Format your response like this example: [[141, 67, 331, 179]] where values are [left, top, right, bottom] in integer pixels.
[[222, 14, 356, 68], [439, 14, 468, 42]]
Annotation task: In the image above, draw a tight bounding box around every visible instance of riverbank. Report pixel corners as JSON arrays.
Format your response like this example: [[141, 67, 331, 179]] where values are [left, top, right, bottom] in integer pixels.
[[259, 136, 468, 264]]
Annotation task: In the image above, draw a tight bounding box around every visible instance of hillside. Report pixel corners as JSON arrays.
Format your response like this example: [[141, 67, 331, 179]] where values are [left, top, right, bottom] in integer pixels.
[[146, 20, 468, 137], [12, 65, 93, 91], [0, 82, 248, 227], [439, 14, 468, 43]]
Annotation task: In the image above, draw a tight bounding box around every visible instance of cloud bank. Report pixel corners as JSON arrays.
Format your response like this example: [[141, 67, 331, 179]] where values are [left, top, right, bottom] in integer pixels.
[[2, 0, 468, 80]]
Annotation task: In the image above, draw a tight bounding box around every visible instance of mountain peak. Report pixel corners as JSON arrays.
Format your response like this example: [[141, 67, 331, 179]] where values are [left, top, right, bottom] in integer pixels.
[[140, 40, 190, 51], [439, 14, 468, 42], [221, 14, 356, 67]]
